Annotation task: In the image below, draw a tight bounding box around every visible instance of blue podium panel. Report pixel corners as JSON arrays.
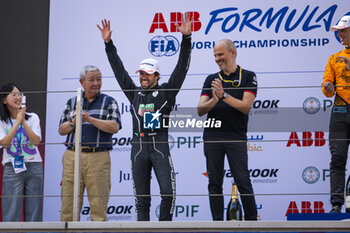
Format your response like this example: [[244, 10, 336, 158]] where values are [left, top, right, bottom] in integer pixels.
[[287, 213, 350, 221]]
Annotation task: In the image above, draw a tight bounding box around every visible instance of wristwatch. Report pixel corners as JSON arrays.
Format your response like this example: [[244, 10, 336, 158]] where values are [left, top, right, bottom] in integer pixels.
[[69, 119, 75, 128], [221, 92, 228, 100]]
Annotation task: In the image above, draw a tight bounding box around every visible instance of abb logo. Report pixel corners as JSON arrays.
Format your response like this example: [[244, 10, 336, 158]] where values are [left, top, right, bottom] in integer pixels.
[[286, 131, 326, 147], [149, 12, 201, 33], [285, 201, 325, 216]]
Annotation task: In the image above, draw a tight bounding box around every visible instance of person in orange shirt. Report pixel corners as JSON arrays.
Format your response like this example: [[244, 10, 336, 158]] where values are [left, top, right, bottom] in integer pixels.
[[322, 15, 350, 213]]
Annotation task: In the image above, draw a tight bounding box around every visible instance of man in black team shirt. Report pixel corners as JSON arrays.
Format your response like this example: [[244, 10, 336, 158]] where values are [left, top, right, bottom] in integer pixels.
[[98, 16, 192, 221], [197, 39, 258, 221]]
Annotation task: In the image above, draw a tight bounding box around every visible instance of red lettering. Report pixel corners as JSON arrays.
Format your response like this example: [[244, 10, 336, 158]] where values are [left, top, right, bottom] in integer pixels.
[[315, 131, 326, 147], [189, 11, 201, 32], [170, 12, 202, 32], [301, 201, 312, 213], [287, 131, 326, 147], [285, 201, 299, 216], [149, 13, 169, 33], [286, 201, 325, 215], [287, 132, 301, 147], [170, 12, 182, 32], [151, 12, 201, 33], [314, 201, 325, 213], [302, 132, 313, 147]]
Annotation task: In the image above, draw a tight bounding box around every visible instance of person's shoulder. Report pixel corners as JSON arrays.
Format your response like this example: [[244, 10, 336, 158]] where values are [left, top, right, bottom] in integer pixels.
[[66, 96, 76, 103], [26, 112, 40, 121], [240, 67, 257, 86], [335, 49, 346, 55], [329, 49, 345, 59], [206, 72, 219, 80], [0, 118, 9, 127], [240, 66, 256, 77], [26, 112, 37, 117], [100, 92, 117, 102], [209, 72, 219, 77]]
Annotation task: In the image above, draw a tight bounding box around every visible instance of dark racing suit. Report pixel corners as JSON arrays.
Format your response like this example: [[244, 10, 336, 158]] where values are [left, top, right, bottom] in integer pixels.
[[105, 35, 191, 221]]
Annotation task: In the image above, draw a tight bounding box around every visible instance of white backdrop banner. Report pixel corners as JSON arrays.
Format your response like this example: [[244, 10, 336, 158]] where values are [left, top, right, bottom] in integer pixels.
[[44, 0, 350, 221]]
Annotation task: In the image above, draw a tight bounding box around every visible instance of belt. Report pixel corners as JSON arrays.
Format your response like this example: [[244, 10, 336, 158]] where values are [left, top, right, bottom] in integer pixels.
[[67, 147, 108, 153]]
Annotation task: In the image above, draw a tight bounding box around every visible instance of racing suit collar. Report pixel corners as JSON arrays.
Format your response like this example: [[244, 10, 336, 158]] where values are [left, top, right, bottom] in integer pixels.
[[345, 47, 350, 54]]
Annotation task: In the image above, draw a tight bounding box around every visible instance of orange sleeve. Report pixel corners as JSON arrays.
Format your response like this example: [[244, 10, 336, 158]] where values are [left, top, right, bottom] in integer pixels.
[[322, 54, 335, 97]]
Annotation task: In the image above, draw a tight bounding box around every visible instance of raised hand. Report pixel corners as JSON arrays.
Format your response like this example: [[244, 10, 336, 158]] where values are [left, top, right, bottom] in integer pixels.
[[97, 19, 112, 43], [175, 12, 193, 36]]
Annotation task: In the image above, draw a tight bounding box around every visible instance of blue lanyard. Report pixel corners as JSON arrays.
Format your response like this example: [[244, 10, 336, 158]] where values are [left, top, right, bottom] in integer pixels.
[[9, 118, 23, 156]]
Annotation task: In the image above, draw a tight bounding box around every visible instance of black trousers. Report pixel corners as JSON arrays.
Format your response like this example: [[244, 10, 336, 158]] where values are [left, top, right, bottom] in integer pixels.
[[131, 135, 176, 221], [329, 107, 350, 207], [204, 140, 257, 220]]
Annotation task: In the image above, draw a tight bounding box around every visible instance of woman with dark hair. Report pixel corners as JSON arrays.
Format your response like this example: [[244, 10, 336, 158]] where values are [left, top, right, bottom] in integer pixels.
[[0, 83, 43, 222]]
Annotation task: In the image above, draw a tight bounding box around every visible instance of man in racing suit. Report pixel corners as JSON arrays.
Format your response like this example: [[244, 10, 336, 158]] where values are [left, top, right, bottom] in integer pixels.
[[98, 16, 192, 221], [322, 15, 350, 213]]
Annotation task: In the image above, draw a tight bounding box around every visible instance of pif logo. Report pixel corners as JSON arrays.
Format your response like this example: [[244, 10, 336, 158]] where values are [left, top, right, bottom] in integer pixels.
[[155, 204, 199, 218], [285, 201, 325, 216], [149, 12, 201, 33], [302, 166, 320, 184], [176, 136, 201, 149], [303, 97, 321, 114]]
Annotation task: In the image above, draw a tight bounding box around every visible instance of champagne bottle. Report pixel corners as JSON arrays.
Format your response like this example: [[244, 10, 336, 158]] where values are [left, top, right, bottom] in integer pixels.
[[226, 182, 243, 221], [346, 175, 350, 213]]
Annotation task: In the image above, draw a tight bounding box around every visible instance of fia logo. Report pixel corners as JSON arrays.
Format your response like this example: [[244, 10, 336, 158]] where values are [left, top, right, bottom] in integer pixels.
[[148, 35, 179, 57], [144, 110, 161, 129]]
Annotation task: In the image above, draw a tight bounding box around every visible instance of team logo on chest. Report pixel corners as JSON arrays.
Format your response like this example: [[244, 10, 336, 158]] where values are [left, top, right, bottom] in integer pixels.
[[138, 103, 155, 116]]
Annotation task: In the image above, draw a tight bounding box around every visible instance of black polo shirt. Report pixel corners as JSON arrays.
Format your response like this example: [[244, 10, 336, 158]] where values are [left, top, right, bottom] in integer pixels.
[[200, 65, 257, 140]]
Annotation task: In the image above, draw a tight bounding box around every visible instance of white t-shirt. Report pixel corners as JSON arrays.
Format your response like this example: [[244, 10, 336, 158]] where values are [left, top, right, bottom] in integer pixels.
[[0, 112, 42, 165]]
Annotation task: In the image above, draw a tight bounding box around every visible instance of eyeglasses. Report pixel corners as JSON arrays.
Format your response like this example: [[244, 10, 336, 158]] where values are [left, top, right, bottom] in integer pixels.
[[9, 92, 23, 98]]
